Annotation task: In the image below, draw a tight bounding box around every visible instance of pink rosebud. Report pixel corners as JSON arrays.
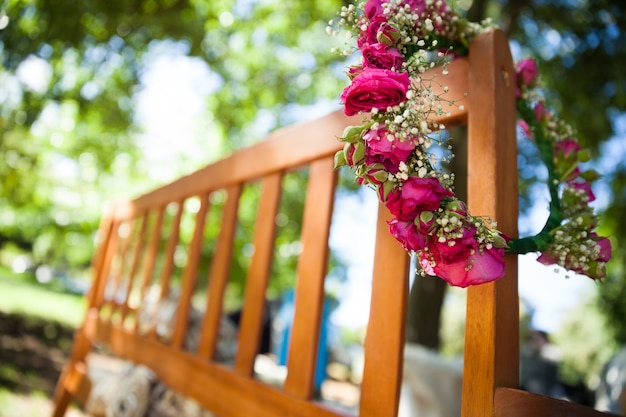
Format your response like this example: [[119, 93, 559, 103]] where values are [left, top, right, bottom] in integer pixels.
[[591, 233, 612, 263], [534, 102, 549, 122], [388, 219, 428, 252], [359, 16, 398, 47], [554, 139, 581, 159], [364, 126, 416, 171], [362, 43, 404, 70], [516, 58, 539, 87], [347, 65, 364, 80], [341, 68, 410, 116], [554, 139, 582, 182], [385, 177, 453, 221]]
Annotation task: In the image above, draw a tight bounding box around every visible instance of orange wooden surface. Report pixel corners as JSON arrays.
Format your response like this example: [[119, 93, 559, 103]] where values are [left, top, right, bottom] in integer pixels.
[[171, 193, 210, 349], [198, 184, 241, 359], [494, 388, 620, 417], [462, 29, 520, 417], [360, 207, 410, 417], [234, 173, 283, 375], [284, 157, 338, 399]]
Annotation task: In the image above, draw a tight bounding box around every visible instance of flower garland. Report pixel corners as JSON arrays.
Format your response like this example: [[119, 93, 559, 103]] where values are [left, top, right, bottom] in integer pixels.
[[328, 0, 612, 287]]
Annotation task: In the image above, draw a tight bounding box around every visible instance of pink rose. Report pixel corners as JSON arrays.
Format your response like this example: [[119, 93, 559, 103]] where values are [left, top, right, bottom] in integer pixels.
[[388, 219, 428, 252], [385, 177, 453, 221], [364, 126, 416, 171], [362, 43, 404, 70], [421, 245, 506, 287], [430, 227, 477, 264], [341, 68, 410, 116], [516, 58, 539, 87], [364, 0, 385, 18]]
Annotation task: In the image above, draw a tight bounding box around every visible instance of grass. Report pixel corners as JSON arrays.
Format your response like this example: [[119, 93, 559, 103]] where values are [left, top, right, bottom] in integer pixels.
[[0, 266, 88, 416], [0, 389, 86, 417], [0, 266, 86, 328]]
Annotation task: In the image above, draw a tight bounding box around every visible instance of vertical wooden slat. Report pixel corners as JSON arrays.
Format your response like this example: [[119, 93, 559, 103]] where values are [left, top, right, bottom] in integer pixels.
[[93, 225, 122, 310], [121, 213, 149, 320], [157, 200, 185, 300], [461, 29, 519, 417], [359, 205, 410, 417], [283, 157, 337, 399], [234, 173, 283, 375], [198, 185, 242, 359], [139, 207, 166, 300], [110, 220, 135, 315], [87, 203, 118, 309], [171, 194, 210, 349]]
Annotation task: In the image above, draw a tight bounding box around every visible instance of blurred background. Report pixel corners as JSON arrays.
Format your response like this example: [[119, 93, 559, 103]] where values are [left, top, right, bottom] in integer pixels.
[[0, 0, 624, 415]]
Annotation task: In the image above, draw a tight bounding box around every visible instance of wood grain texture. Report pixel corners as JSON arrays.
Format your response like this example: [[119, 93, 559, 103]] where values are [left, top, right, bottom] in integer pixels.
[[171, 194, 210, 349], [198, 185, 241, 359], [235, 173, 283, 375], [495, 388, 621, 417], [462, 29, 519, 417], [284, 157, 338, 399], [360, 206, 410, 417]]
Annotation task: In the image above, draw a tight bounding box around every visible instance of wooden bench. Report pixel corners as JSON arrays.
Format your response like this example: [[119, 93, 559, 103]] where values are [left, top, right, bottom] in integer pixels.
[[52, 29, 615, 417]]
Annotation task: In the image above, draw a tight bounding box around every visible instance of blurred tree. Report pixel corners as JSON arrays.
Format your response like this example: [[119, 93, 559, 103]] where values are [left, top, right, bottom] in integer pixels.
[[0, 0, 348, 289]]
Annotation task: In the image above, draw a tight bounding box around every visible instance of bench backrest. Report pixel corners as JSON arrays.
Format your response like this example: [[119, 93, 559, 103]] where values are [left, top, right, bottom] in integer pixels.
[[52, 28, 615, 417]]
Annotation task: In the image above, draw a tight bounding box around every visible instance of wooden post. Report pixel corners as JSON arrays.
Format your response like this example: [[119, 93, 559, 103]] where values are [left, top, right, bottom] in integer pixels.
[[461, 29, 519, 417]]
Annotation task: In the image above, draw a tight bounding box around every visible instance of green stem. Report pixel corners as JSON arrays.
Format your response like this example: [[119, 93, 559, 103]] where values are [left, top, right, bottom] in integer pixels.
[[506, 99, 563, 255]]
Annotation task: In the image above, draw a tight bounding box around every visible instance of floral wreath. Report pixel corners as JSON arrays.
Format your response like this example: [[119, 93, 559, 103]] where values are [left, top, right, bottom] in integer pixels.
[[328, 0, 612, 287]]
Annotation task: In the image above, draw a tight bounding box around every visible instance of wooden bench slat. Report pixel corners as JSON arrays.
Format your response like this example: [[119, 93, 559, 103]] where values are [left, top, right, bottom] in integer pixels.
[[121, 213, 148, 320], [198, 185, 242, 359], [83, 314, 352, 417], [235, 173, 284, 375], [359, 206, 410, 417], [108, 220, 133, 315], [157, 199, 185, 300], [92, 213, 122, 309], [138, 206, 166, 302], [172, 194, 211, 349], [283, 156, 338, 399]]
